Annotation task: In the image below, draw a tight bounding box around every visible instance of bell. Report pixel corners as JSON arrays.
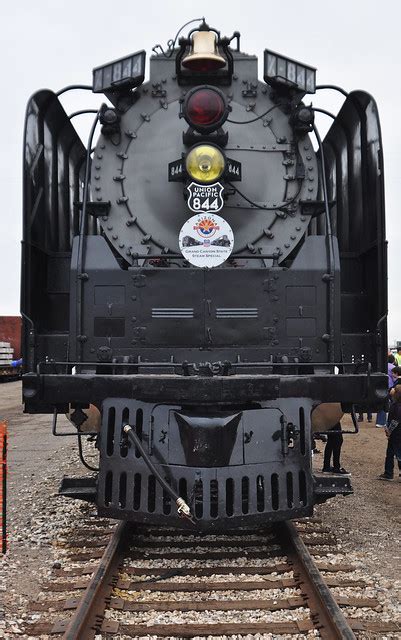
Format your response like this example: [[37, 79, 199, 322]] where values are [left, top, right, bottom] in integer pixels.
[[182, 30, 226, 72]]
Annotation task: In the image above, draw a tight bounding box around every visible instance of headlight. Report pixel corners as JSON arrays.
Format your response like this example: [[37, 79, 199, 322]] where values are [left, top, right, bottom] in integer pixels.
[[185, 144, 225, 184]]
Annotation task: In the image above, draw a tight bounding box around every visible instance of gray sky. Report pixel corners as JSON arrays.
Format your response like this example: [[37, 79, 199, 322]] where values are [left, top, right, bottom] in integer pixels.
[[1, 0, 400, 342]]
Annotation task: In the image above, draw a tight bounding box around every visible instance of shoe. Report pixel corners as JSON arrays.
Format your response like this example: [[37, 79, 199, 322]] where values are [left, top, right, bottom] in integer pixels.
[[368, 418, 372, 423], [377, 473, 393, 481], [321, 467, 333, 473], [376, 424, 385, 428], [332, 467, 349, 474]]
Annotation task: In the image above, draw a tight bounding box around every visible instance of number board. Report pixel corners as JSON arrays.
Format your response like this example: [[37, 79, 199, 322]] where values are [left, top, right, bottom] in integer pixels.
[[168, 159, 185, 182], [186, 182, 224, 213], [226, 158, 242, 181]]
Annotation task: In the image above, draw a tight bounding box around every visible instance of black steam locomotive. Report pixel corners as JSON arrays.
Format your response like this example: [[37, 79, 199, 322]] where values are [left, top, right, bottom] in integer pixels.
[[22, 21, 387, 529]]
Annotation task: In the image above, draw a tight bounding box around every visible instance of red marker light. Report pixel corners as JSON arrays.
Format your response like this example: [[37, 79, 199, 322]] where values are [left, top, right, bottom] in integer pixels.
[[183, 87, 229, 133]]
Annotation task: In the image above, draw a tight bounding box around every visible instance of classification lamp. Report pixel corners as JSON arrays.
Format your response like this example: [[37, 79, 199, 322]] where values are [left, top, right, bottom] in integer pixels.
[[182, 86, 229, 133], [186, 144, 225, 183]]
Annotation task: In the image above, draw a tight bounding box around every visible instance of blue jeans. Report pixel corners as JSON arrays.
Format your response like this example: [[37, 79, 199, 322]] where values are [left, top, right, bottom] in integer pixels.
[[376, 409, 387, 426]]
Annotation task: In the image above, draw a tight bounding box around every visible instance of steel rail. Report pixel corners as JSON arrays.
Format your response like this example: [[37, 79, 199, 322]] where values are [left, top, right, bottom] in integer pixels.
[[62, 521, 130, 640], [281, 521, 356, 640], [30, 520, 397, 638]]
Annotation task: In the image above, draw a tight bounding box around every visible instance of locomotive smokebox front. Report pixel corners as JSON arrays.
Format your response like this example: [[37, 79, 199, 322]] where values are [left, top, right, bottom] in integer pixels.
[[91, 45, 318, 266]]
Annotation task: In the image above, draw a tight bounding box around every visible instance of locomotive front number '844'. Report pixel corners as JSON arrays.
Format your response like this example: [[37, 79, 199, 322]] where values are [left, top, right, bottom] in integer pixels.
[[21, 19, 387, 529]]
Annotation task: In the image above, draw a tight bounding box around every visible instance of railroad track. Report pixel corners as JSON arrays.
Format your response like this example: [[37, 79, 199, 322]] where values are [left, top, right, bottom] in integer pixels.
[[27, 518, 400, 639]]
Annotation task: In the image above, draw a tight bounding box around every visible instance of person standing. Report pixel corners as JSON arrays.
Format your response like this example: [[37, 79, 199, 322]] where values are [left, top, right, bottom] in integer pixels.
[[395, 347, 401, 366], [391, 366, 401, 387], [322, 422, 348, 474], [376, 354, 396, 427], [378, 384, 401, 480]]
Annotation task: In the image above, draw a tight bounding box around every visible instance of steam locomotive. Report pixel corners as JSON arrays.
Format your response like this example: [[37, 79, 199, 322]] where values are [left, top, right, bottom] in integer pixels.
[[22, 21, 387, 529]]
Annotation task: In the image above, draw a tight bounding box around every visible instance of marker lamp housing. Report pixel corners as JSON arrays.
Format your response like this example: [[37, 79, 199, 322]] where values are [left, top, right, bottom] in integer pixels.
[[181, 86, 230, 133]]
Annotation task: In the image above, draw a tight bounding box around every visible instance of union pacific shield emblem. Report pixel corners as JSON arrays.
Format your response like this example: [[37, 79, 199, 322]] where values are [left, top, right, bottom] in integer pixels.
[[186, 181, 224, 214]]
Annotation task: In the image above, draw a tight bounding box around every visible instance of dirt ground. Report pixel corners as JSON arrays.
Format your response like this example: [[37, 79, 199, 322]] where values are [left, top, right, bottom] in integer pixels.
[[0, 381, 400, 636], [315, 412, 401, 584]]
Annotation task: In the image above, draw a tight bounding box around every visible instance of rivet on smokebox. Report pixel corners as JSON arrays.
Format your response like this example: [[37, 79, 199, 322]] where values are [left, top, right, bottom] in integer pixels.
[[321, 333, 331, 342]]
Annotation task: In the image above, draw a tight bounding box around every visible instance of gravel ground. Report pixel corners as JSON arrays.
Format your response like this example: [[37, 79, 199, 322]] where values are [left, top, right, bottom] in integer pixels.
[[0, 382, 400, 639], [314, 415, 401, 609]]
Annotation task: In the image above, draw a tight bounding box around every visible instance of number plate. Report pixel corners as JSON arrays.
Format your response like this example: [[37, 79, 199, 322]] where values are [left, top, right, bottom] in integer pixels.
[[186, 182, 224, 213]]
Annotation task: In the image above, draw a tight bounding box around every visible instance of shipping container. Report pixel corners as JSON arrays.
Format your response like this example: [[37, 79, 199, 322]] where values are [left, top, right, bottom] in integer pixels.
[[0, 317, 21, 359]]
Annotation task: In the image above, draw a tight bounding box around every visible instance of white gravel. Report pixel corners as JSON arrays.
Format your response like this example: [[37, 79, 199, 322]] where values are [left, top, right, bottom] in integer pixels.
[[122, 556, 290, 569]]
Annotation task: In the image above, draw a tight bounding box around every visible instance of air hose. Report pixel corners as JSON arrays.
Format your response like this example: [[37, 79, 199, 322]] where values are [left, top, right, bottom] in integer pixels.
[[123, 425, 194, 523]]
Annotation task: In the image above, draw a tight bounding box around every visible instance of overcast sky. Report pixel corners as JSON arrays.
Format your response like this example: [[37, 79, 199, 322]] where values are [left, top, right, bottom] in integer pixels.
[[1, 0, 400, 343]]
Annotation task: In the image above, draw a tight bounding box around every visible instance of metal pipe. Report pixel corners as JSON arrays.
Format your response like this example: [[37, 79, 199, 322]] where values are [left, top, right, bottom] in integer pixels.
[[75, 111, 100, 361], [313, 107, 336, 120], [38, 359, 374, 371], [56, 84, 92, 96], [313, 124, 336, 363], [315, 84, 349, 98], [69, 109, 98, 120]]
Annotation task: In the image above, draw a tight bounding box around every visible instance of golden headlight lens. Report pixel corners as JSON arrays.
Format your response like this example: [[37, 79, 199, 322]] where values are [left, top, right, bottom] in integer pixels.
[[186, 145, 225, 183]]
